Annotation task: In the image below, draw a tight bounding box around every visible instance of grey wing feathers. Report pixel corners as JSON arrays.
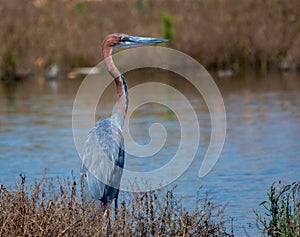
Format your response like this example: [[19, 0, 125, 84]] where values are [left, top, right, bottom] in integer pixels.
[[81, 118, 124, 203]]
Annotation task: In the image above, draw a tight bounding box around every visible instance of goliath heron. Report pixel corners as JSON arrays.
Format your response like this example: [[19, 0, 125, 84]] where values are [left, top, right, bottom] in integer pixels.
[[80, 33, 167, 208]]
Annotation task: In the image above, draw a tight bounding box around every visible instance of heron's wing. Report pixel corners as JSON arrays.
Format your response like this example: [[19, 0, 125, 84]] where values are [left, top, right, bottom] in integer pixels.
[[104, 136, 125, 202], [81, 118, 124, 201], [117, 139, 125, 169]]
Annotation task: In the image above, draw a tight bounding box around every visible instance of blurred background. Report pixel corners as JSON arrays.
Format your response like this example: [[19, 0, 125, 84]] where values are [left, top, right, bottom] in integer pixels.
[[1, 0, 300, 236], [0, 0, 300, 79]]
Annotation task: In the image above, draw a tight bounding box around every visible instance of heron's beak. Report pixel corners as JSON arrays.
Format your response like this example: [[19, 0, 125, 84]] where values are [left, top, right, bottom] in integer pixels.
[[116, 35, 168, 48]]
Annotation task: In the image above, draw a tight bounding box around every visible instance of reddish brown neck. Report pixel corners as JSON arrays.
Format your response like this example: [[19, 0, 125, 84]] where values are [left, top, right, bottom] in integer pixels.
[[102, 46, 120, 79], [102, 44, 128, 125]]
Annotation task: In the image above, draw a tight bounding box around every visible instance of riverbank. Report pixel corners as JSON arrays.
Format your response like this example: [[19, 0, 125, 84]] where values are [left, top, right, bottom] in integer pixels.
[[1, 0, 300, 80], [0, 176, 299, 236]]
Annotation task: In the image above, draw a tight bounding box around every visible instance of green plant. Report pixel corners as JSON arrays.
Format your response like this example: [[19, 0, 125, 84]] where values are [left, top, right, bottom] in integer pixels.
[[255, 181, 300, 236], [161, 11, 174, 41], [1, 48, 18, 80], [73, 2, 88, 14]]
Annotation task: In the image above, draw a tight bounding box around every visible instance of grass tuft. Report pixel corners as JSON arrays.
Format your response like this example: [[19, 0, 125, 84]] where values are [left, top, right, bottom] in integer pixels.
[[255, 181, 300, 237]]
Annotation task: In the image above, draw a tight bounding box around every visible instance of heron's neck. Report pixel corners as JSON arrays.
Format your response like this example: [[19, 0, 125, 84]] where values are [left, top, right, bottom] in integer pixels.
[[103, 46, 128, 127]]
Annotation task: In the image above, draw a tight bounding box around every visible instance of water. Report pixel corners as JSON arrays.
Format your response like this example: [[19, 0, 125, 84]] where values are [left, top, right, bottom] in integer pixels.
[[1, 71, 300, 236]]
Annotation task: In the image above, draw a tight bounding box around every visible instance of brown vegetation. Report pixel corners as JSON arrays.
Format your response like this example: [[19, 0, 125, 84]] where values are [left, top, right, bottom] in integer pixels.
[[0, 0, 300, 79], [0, 175, 233, 236]]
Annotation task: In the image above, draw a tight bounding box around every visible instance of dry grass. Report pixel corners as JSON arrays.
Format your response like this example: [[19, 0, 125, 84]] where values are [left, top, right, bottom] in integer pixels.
[[0, 174, 233, 236], [0, 0, 300, 79]]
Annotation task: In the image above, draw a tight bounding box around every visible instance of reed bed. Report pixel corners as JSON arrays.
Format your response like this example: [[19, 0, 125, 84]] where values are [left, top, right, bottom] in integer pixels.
[[1, 0, 300, 80], [0, 175, 233, 236]]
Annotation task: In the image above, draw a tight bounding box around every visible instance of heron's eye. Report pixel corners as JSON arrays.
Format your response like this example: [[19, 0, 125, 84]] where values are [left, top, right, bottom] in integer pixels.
[[121, 36, 128, 42]]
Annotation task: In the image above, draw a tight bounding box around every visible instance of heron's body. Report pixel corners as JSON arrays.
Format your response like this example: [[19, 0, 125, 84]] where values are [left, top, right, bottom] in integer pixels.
[[81, 75, 128, 206], [80, 33, 167, 208], [82, 117, 125, 205]]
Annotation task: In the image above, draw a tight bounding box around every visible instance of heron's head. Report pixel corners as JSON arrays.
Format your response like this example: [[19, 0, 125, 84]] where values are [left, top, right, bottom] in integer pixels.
[[102, 33, 168, 49]]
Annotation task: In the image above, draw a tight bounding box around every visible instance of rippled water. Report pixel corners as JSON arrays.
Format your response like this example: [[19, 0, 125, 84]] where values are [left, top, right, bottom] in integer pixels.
[[1, 71, 300, 236]]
